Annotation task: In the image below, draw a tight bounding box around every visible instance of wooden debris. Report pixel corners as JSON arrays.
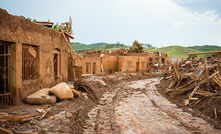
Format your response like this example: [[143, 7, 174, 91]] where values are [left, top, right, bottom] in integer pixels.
[[214, 107, 218, 119], [0, 127, 13, 134], [162, 52, 221, 112], [39, 112, 47, 120], [71, 88, 88, 99], [195, 91, 217, 97], [184, 99, 190, 106], [12, 112, 40, 121], [189, 85, 200, 99], [204, 58, 210, 89]]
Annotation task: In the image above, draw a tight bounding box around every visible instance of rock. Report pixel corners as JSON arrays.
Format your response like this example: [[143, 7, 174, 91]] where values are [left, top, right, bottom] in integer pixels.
[[66, 111, 72, 118], [93, 79, 106, 86], [25, 88, 56, 105], [184, 99, 190, 106], [50, 82, 74, 100]]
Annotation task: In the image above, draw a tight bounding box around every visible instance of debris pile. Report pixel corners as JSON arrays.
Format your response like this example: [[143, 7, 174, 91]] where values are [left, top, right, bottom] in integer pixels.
[[128, 40, 144, 53], [161, 52, 221, 122], [0, 77, 109, 133]]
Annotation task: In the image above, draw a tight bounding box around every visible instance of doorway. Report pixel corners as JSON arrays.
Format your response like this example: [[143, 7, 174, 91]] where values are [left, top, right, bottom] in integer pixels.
[[93, 63, 96, 74], [0, 41, 11, 104], [136, 62, 139, 72]]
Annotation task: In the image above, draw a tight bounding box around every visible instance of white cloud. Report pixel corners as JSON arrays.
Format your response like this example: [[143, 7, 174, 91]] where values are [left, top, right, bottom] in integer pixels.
[[1, 0, 220, 46]]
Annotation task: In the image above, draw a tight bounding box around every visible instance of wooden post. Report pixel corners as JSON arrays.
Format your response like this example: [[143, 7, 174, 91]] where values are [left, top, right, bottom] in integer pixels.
[[204, 58, 210, 90]]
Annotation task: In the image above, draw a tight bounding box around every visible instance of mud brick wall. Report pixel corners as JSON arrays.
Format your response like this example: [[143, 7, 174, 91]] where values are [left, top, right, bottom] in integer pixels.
[[0, 9, 69, 104], [82, 56, 102, 74], [118, 56, 140, 72], [102, 56, 118, 74]]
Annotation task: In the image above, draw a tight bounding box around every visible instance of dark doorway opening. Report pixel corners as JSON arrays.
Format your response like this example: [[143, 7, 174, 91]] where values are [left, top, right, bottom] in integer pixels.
[[86, 63, 91, 74], [0, 41, 11, 105], [93, 63, 96, 74], [136, 62, 139, 72], [54, 54, 58, 77]]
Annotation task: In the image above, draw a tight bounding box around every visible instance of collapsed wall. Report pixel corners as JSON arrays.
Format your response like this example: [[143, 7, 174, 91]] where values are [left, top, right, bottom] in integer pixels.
[[80, 50, 168, 75], [0, 8, 69, 104]]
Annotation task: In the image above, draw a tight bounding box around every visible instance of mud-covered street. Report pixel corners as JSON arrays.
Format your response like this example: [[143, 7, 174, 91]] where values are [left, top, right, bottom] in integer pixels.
[[1, 73, 221, 134], [84, 77, 220, 134]]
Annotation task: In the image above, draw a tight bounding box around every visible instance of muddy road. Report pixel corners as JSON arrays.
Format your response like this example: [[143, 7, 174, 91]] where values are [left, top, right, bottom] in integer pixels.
[[84, 78, 220, 134]]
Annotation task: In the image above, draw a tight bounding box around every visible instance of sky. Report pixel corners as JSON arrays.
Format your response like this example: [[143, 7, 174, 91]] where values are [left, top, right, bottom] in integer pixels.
[[0, 0, 221, 47]]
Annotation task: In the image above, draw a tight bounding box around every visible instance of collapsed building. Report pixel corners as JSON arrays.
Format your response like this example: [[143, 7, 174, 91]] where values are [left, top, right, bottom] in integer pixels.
[[0, 9, 72, 104], [81, 50, 168, 75], [0, 8, 168, 105]]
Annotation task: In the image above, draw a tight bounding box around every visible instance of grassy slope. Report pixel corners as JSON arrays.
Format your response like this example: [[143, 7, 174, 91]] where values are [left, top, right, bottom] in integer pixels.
[[71, 42, 129, 53], [72, 42, 221, 58], [188, 45, 221, 52], [146, 46, 201, 58]]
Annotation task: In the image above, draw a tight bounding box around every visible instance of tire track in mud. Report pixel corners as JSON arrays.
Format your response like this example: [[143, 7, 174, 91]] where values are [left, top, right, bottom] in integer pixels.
[[84, 78, 220, 134]]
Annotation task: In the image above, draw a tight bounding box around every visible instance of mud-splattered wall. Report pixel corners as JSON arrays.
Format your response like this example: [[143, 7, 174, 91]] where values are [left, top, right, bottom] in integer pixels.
[[0, 9, 69, 104], [81, 52, 168, 74]]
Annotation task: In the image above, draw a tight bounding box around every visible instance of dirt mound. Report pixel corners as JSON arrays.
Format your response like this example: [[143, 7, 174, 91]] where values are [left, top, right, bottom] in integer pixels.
[[159, 52, 221, 128]]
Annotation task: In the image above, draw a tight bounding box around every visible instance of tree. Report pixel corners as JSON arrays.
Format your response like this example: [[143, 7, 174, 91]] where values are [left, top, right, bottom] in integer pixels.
[[53, 23, 60, 30], [143, 43, 155, 48]]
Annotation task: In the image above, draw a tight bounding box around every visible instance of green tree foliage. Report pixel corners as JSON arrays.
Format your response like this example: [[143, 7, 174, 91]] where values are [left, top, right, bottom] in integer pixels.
[[143, 43, 155, 48], [26, 17, 37, 22], [53, 23, 60, 30], [105, 42, 128, 49]]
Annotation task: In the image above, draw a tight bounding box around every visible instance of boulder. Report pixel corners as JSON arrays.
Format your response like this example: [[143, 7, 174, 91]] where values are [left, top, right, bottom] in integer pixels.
[[25, 88, 56, 105], [50, 82, 74, 100]]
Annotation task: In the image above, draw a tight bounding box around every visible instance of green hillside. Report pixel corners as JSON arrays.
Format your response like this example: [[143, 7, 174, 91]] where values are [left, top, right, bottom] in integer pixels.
[[71, 42, 89, 49], [188, 45, 221, 52], [147, 46, 201, 58], [71, 42, 221, 58], [71, 42, 128, 53]]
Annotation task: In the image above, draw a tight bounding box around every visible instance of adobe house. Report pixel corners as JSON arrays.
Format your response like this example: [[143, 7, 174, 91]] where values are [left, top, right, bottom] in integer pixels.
[[81, 51, 168, 74], [118, 52, 168, 73], [0, 9, 70, 105]]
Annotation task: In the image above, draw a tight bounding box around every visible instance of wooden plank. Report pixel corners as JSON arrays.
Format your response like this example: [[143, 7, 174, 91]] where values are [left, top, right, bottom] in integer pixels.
[[195, 91, 217, 97], [204, 58, 210, 89], [217, 61, 221, 75], [64, 31, 74, 39], [12, 112, 40, 121], [214, 107, 217, 118], [189, 85, 200, 99], [172, 63, 180, 80]]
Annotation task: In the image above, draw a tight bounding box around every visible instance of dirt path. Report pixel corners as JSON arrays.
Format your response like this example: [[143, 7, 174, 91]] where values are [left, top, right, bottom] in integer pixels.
[[84, 78, 220, 134]]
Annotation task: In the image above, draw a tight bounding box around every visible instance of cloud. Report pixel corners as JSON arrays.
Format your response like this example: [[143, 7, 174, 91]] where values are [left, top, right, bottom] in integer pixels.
[[1, 0, 220, 46]]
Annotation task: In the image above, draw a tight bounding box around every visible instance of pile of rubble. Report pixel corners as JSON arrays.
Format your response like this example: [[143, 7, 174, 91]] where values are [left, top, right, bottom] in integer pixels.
[[0, 78, 108, 133], [160, 52, 221, 123]]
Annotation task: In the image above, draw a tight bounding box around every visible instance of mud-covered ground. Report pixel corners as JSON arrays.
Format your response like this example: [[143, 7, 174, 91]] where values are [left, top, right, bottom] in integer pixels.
[[0, 72, 220, 134]]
